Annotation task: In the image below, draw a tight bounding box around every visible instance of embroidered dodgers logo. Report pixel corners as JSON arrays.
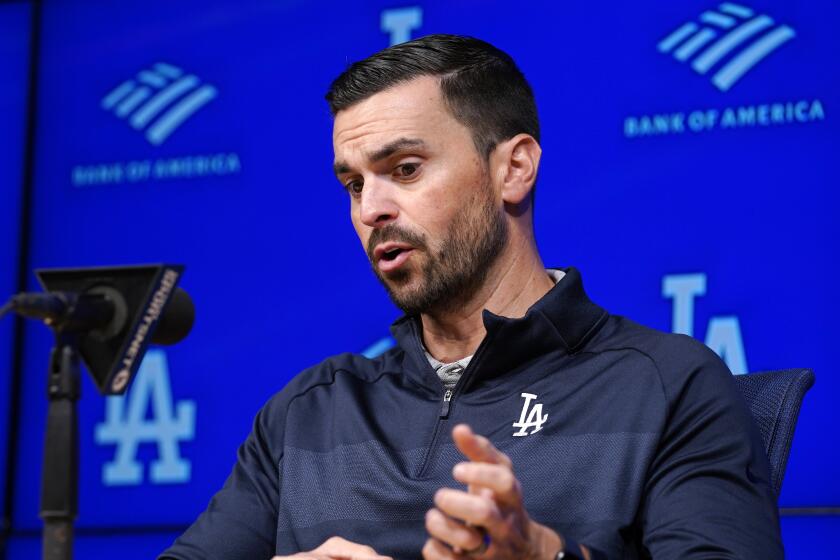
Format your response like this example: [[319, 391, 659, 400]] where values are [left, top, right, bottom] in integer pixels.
[[512, 392, 548, 436]]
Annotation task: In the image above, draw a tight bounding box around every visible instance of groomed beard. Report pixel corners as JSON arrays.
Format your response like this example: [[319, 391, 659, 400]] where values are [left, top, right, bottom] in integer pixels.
[[366, 181, 508, 316]]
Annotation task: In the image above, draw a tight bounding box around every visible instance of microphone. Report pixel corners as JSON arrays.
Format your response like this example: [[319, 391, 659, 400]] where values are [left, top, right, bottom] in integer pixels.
[[1, 264, 193, 394], [4, 265, 195, 560], [4, 287, 194, 345]]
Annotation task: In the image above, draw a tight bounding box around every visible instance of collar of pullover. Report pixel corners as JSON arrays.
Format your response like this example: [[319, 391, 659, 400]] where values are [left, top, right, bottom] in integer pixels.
[[389, 266, 609, 391]]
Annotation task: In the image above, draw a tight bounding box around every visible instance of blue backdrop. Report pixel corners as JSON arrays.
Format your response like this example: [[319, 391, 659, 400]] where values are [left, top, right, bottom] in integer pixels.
[[2, 0, 837, 557]]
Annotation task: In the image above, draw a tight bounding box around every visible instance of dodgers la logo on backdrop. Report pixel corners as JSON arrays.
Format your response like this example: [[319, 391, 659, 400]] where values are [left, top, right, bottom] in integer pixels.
[[658, 3, 795, 92], [101, 62, 218, 145], [381, 6, 423, 46], [663, 273, 748, 375], [95, 350, 196, 486], [512, 393, 548, 437], [361, 336, 396, 358]]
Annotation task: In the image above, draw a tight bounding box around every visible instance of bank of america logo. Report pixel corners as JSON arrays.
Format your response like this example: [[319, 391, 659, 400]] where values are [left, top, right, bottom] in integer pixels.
[[101, 62, 218, 145], [658, 3, 795, 92]]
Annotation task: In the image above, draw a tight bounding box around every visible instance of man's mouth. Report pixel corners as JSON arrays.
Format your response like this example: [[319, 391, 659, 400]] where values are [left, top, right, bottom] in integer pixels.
[[374, 242, 415, 273]]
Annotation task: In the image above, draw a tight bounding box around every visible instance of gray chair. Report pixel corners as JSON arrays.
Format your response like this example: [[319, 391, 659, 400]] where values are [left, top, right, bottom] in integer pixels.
[[732, 368, 815, 495]]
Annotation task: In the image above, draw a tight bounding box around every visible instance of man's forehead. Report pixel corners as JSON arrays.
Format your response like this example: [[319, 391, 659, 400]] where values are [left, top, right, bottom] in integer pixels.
[[332, 76, 447, 148], [342, 75, 442, 115]]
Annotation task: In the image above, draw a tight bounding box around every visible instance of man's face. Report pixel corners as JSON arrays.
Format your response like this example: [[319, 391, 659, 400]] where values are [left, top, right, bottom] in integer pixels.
[[332, 76, 508, 315]]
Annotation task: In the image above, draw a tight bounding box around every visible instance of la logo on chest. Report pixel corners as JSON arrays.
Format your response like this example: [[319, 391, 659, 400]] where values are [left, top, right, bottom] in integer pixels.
[[512, 392, 548, 436]]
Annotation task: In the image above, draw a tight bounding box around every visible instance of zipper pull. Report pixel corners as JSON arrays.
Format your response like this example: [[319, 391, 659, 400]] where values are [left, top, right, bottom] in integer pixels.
[[439, 389, 453, 418]]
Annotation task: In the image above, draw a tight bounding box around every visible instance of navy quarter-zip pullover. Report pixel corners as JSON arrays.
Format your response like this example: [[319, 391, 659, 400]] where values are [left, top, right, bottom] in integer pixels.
[[160, 267, 782, 559]]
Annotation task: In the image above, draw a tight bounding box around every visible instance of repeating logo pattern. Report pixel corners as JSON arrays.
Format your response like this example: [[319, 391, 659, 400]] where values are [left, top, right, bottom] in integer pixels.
[[361, 336, 396, 358], [658, 3, 795, 91], [663, 273, 748, 375], [381, 6, 423, 46], [95, 350, 196, 486], [101, 62, 218, 145]]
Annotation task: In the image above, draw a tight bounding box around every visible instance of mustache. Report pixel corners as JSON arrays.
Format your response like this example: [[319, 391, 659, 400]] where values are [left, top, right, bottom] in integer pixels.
[[366, 224, 427, 261]]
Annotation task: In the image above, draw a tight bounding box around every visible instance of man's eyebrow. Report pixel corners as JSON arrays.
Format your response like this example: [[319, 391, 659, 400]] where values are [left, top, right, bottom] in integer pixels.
[[333, 137, 426, 177], [333, 161, 351, 176], [367, 137, 426, 163]]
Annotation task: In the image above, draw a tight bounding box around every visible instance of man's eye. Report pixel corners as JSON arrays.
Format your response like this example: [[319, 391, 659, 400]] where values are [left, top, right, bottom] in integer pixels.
[[395, 163, 420, 178], [345, 179, 363, 196]]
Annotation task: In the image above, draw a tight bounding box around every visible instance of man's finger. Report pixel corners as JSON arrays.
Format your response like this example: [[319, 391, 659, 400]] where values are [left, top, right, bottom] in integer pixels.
[[422, 536, 462, 560], [452, 424, 512, 468], [433, 488, 502, 532], [425, 507, 486, 553], [452, 462, 522, 508]]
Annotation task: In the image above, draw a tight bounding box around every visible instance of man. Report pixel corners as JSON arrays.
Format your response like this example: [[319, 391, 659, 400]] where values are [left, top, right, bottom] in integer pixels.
[[160, 35, 782, 560]]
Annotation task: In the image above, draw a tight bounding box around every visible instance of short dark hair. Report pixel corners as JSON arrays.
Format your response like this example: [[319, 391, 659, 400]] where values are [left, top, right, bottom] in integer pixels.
[[325, 34, 540, 159]]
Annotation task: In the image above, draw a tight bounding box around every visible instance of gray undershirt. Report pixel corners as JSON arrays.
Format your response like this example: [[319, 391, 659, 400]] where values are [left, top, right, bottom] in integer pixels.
[[424, 269, 566, 389]]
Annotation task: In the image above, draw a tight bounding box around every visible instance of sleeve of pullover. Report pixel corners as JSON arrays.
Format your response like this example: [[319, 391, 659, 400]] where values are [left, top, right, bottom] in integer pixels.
[[158, 396, 282, 560], [640, 335, 784, 559]]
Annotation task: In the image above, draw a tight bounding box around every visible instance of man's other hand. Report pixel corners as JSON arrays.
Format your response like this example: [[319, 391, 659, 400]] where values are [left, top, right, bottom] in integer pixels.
[[271, 536, 393, 560], [423, 424, 583, 560]]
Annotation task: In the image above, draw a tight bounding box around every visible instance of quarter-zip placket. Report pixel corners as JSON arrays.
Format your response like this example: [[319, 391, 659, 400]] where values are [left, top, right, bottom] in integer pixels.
[[416, 335, 493, 478]]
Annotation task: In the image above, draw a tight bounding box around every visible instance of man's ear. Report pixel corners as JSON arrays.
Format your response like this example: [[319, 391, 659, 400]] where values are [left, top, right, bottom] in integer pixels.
[[492, 134, 541, 205]]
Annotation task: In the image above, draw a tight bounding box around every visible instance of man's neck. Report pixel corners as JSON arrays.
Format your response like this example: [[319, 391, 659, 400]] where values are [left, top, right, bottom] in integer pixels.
[[420, 239, 554, 363]]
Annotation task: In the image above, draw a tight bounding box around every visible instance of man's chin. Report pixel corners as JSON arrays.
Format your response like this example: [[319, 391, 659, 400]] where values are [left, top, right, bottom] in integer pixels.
[[380, 275, 433, 315], [380, 270, 419, 296]]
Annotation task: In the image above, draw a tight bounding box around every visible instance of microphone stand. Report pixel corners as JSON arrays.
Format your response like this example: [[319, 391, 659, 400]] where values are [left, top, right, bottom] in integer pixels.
[[40, 330, 80, 560], [2, 263, 192, 559]]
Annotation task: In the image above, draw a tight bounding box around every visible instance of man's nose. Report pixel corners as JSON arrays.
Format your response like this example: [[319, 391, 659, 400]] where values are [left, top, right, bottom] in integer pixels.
[[359, 178, 399, 228]]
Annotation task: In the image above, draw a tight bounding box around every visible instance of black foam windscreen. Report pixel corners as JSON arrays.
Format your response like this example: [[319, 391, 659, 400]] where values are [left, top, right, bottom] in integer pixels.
[[151, 287, 194, 345], [35, 264, 191, 394]]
